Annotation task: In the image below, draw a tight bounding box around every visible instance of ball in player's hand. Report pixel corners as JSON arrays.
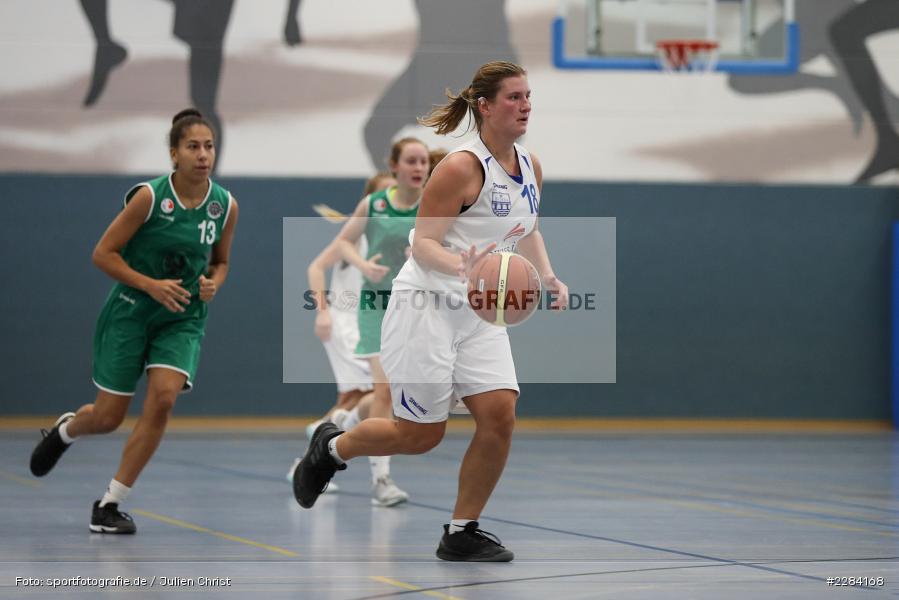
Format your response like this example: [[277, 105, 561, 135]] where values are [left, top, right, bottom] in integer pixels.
[[467, 252, 541, 326]]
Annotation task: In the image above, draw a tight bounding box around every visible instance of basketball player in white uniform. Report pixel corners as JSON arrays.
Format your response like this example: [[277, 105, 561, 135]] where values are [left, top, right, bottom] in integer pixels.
[[287, 173, 412, 506], [293, 61, 568, 561], [314, 237, 373, 401], [285, 219, 371, 494]]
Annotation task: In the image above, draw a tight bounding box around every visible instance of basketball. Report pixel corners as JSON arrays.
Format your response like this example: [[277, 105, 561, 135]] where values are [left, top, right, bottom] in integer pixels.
[[467, 252, 542, 327]]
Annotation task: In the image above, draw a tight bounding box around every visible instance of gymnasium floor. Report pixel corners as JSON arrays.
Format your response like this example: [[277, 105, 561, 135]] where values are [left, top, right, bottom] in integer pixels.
[[1, 425, 897, 599]]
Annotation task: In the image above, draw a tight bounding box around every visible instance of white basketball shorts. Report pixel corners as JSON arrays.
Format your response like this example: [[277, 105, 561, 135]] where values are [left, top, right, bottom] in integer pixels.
[[381, 288, 519, 423], [322, 309, 373, 393]]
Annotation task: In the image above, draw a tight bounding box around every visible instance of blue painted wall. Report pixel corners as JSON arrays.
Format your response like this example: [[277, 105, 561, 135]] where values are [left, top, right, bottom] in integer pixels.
[[0, 175, 895, 418]]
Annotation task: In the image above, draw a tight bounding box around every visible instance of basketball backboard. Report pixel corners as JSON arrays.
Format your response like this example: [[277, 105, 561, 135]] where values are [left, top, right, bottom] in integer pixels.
[[552, 0, 799, 73]]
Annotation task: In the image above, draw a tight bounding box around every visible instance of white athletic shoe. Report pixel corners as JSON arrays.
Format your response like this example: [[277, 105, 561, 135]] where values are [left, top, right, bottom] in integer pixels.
[[286, 456, 339, 493], [286, 457, 301, 483], [305, 419, 324, 441], [371, 475, 409, 507], [329, 409, 351, 430]]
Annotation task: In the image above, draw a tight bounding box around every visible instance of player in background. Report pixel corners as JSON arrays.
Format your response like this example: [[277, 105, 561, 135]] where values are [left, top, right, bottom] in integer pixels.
[[294, 138, 429, 507], [285, 172, 395, 498], [429, 148, 448, 176], [330, 149, 444, 437]]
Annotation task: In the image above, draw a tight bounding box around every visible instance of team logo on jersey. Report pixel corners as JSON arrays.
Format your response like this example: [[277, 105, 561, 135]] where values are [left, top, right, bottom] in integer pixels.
[[372, 198, 387, 212], [503, 222, 526, 242], [491, 191, 511, 217], [207, 201, 224, 219], [161, 198, 175, 214]]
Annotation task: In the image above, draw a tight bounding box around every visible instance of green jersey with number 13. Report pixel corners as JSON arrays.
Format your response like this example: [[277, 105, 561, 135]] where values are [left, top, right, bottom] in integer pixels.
[[120, 173, 232, 298]]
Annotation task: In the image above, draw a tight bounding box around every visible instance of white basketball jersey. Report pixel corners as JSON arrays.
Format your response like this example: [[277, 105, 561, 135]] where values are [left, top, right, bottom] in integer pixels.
[[329, 236, 367, 313], [394, 137, 540, 293]]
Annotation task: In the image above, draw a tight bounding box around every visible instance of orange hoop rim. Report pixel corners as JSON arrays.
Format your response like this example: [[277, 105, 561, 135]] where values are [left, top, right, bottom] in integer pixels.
[[655, 39, 720, 71]]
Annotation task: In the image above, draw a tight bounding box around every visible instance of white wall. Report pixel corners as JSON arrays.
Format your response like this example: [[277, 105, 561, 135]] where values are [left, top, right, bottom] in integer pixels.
[[0, 0, 897, 183]]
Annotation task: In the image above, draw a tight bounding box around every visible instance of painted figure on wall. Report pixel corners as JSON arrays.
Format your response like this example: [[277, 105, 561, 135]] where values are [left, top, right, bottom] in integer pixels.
[[79, 0, 235, 169], [728, 0, 899, 183], [829, 0, 899, 182], [363, 0, 517, 169]]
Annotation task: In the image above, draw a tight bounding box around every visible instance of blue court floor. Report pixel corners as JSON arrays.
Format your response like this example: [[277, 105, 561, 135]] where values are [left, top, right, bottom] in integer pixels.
[[1, 428, 897, 598]]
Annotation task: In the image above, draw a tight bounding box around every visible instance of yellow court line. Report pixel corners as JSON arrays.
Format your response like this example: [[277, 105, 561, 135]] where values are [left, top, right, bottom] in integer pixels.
[[370, 576, 464, 600], [504, 464, 899, 540], [0, 469, 42, 488], [547, 464, 897, 524], [740, 498, 896, 523], [540, 471, 899, 539], [130, 509, 299, 558], [662, 498, 899, 538], [566, 463, 896, 514], [551, 462, 899, 514]]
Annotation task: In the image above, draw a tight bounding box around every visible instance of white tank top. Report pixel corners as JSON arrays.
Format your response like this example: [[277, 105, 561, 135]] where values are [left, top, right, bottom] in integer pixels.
[[329, 237, 367, 313], [394, 137, 540, 293]]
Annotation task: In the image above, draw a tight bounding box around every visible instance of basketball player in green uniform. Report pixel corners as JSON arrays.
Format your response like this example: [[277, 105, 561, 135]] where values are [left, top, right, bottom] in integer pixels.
[[313, 137, 428, 506], [29, 108, 239, 534]]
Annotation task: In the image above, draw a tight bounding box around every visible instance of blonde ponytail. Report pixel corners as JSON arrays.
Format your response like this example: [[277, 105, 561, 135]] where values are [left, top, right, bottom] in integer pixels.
[[417, 61, 527, 136], [418, 87, 477, 135]]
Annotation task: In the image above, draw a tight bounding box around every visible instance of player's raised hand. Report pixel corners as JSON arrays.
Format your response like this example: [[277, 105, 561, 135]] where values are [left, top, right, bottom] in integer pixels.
[[199, 275, 217, 302], [363, 253, 390, 283], [147, 279, 191, 313], [459, 242, 497, 282]]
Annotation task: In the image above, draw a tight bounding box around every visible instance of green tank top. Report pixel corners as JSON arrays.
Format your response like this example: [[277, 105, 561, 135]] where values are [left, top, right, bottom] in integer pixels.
[[363, 187, 418, 291], [119, 173, 232, 298]]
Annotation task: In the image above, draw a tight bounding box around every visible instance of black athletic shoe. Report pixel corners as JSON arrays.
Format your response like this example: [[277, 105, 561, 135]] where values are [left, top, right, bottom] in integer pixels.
[[293, 422, 346, 508], [436, 522, 515, 562], [29, 412, 75, 477], [90, 501, 136, 534]]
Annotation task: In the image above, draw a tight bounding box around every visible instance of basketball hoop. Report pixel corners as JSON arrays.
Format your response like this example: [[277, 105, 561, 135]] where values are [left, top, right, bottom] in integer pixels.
[[655, 39, 719, 73]]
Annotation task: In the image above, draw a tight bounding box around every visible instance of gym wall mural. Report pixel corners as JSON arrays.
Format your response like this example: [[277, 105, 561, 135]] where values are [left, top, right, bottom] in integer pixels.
[[0, 0, 896, 184]]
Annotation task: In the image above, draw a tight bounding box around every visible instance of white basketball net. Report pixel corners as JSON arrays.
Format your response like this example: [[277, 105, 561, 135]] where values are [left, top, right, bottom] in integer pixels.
[[656, 39, 720, 73]]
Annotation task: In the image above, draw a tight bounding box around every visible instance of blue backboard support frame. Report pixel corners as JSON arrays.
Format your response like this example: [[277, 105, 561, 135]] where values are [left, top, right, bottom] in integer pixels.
[[552, 15, 799, 74]]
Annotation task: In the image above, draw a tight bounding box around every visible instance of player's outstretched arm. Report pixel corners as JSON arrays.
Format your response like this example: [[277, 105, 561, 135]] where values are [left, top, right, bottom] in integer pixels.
[[307, 241, 342, 308], [306, 240, 345, 341]]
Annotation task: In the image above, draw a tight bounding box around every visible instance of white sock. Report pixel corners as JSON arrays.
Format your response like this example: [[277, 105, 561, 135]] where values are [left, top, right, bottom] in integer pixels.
[[369, 455, 390, 483], [58, 421, 75, 445], [328, 435, 346, 464], [449, 519, 475, 534], [99, 479, 131, 507], [343, 407, 361, 431]]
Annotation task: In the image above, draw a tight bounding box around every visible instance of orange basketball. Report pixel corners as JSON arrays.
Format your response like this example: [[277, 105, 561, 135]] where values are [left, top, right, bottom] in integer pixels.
[[467, 252, 542, 326]]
